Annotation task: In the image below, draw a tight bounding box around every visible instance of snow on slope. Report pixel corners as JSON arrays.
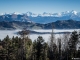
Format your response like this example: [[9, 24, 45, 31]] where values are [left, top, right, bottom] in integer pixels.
[[25, 10, 78, 17], [0, 10, 78, 17]]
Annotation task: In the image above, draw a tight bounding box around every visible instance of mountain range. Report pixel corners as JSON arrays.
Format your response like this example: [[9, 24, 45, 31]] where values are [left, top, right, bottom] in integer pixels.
[[0, 10, 80, 23], [0, 10, 80, 29]]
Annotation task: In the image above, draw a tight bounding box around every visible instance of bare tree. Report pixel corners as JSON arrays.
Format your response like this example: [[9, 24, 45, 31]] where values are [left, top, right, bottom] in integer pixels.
[[61, 33, 70, 60], [18, 28, 30, 60], [62, 33, 70, 51], [48, 23, 58, 60]]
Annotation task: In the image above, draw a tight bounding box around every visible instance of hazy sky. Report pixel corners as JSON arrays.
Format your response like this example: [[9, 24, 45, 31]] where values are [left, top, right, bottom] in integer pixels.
[[0, 0, 80, 14]]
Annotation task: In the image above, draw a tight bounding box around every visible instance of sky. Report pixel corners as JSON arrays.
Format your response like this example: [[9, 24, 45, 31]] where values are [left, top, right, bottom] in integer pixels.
[[0, 0, 80, 14]]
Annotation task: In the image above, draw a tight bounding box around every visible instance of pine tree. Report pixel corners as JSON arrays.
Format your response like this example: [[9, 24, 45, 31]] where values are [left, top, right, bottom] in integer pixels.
[[68, 31, 79, 59], [58, 38, 61, 60], [32, 40, 37, 60], [2, 35, 11, 60], [36, 36, 44, 60]]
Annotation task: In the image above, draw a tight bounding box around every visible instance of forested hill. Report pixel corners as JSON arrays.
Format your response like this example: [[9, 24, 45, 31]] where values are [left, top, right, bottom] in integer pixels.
[[0, 20, 80, 30], [44, 20, 80, 29]]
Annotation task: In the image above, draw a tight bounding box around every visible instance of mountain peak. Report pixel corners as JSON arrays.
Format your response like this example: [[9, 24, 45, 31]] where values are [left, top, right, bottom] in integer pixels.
[[12, 12, 21, 15], [70, 10, 77, 15]]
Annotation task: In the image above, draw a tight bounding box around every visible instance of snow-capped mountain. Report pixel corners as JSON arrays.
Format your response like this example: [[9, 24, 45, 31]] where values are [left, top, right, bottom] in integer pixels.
[[0, 10, 78, 17], [25, 10, 78, 17], [0, 10, 80, 23], [0, 13, 33, 23], [28, 10, 80, 23]]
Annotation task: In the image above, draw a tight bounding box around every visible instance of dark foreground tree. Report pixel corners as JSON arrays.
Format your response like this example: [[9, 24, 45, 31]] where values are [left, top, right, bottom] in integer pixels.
[[32, 36, 48, 60], [68, 31, 79, 60]]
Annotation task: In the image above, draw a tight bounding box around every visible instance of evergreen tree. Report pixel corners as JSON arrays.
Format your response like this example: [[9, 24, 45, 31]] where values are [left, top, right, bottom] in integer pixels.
[[58, 38, 61, 60], [32, 40, 37, 60], [36, 36, 44, 60], [32, 36, 47, 60], [2, 35, 11, 60], [68, 31, 79, 59]]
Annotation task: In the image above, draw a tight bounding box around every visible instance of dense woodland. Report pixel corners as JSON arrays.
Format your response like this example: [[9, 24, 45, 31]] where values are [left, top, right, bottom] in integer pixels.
[[0, 29, 80, 60]]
